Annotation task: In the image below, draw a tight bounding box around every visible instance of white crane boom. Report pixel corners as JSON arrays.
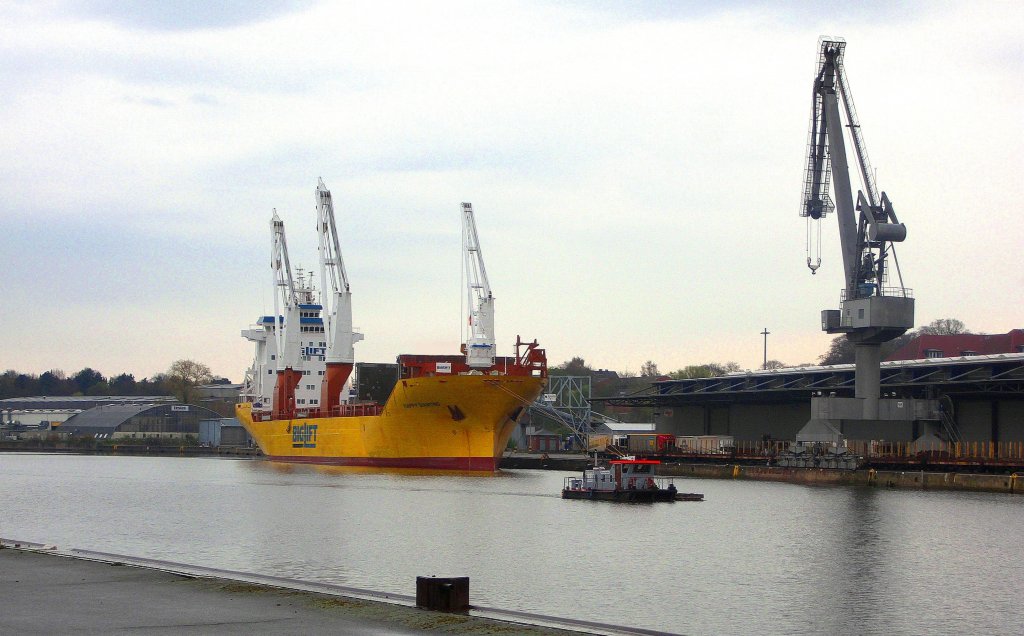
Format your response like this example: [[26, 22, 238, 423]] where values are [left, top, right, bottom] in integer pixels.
[[316, 178, 363, 412], [462, 202, 495, 369], [270, 210, 302, 418]]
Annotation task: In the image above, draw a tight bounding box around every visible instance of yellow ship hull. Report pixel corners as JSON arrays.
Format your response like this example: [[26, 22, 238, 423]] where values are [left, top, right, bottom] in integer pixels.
[[236, 374, 545, 471]]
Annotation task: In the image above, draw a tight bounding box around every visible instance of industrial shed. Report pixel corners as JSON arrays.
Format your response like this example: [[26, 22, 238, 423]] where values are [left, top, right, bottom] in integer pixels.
[[599, 353, 1024, 444], [524, 426, 564, 452], [198, 418, 251, 447], [57, 403, 221, 440]]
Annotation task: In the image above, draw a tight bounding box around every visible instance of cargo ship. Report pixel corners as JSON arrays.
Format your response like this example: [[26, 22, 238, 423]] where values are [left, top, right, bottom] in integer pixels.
[[236, 183, 546, 470]]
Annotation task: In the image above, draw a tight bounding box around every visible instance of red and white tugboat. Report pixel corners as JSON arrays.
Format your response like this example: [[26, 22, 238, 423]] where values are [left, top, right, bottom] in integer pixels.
[[561, 458, 703, 502]]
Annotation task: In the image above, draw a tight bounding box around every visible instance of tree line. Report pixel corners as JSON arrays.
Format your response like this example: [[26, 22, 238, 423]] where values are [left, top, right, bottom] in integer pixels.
[[547, 317, 970, 383], [0, 360, 223, 404], [550, 357, 748, 381], [818, 318, 969, 366]]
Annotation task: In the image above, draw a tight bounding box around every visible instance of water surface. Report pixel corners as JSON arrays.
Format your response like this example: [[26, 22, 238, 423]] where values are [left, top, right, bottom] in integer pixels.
[[1, 453, 1020, 635]]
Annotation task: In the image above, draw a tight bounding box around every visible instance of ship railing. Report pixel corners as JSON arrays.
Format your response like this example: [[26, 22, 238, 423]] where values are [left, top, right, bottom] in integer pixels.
[[622, 475, 675, 491], [564, 477, 586, 491], [252, 403, 384, 421], [310, 403, 385, 418], [563, 475, 678, 491]]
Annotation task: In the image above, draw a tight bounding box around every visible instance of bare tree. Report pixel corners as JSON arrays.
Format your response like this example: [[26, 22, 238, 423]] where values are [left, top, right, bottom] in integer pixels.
[[640, 360, 660, 377], [549, 356, 592, 377], [166, 359, 213, 404], [820, 318, 971, 365], [820, 336, 856, 365], [919, 318, 970, 336]]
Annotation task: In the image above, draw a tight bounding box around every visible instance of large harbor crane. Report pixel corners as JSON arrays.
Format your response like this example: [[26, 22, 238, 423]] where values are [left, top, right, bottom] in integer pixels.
[[316, 178, 363, 413], [462, 203, 496, 369], [271, 210, 303, 420], [787, 37, 938, 467]]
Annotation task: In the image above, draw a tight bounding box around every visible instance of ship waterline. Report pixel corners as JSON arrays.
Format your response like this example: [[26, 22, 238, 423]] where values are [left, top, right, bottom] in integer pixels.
[[236, 373, 546, 471]]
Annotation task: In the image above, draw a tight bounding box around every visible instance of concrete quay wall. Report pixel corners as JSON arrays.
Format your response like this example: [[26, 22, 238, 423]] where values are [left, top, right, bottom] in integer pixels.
[[658, 462, 1022, 494], [0, 545, 594, 635]]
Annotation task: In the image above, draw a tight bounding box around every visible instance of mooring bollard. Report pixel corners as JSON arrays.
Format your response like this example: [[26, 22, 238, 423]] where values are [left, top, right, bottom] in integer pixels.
[[416, 576, 469, 612]]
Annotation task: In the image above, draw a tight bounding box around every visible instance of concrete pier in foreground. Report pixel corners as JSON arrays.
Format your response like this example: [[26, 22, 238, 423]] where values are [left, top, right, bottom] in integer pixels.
[[0, 546, 600, 635]]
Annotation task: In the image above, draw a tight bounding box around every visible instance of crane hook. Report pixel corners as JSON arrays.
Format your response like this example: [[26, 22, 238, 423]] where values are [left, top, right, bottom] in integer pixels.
[[807, 257, 820, 275]]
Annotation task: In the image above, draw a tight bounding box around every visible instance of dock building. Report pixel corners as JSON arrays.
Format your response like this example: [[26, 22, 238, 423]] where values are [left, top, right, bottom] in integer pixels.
[[55, 402, 223, 440], [600, 353, 1024, 444]]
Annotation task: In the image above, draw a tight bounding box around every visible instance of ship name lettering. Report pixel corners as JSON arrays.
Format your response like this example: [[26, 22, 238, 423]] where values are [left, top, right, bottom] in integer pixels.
[[292, 423, 318, 448], [403, 402, 441, 409]]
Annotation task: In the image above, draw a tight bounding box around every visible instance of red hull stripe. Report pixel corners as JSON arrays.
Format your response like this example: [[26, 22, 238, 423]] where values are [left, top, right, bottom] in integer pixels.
[[268, 455, 498, 471]]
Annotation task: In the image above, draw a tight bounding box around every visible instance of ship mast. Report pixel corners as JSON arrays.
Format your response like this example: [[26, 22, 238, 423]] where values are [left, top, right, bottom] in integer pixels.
[[271, 210, 302, 420], [316, 178, 363, 413], [462, 202, 495, 369]]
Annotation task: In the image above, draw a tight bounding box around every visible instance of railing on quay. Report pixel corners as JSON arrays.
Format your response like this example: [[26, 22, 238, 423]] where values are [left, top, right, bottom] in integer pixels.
[[845, 439, 1024, 464], [626, 438, 1024, 468]]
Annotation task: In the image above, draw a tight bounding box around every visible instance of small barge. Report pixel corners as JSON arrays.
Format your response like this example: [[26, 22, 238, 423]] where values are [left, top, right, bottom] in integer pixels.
[[562, 458, 704, 502]]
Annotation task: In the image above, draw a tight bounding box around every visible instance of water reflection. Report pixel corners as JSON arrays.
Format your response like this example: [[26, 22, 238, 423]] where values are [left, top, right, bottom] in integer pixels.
[[247, 460, 505, 479]]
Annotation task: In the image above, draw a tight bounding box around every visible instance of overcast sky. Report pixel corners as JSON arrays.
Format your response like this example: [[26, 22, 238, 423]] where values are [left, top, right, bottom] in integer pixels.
[[2, 0, 1021, 382]]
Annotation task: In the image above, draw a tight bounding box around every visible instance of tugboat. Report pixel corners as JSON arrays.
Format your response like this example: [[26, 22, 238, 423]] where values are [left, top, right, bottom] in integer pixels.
[[561, 458, 703, 502]]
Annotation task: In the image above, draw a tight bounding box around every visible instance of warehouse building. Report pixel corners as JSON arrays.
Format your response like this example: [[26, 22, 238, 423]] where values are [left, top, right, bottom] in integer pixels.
[[198, 417, 251, 447], [600, 353, 1024, 444], [1, 396, 177, 426], [57, 402, 221, 440]]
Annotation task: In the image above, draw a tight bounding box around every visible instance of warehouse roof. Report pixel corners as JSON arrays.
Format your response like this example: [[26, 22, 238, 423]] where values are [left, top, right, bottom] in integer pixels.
[[58, 404, 163, 434], [0, 396, 177, 410], [59, 403, 221, 437]]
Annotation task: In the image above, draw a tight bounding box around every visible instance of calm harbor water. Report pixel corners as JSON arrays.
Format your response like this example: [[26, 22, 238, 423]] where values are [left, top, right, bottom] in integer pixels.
[[1, 453, 1021, 635]]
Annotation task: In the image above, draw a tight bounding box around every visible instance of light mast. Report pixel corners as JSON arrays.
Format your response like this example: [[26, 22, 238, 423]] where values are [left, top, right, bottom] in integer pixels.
[[462, 202, 496, 369], [316, 178, 363, 413]]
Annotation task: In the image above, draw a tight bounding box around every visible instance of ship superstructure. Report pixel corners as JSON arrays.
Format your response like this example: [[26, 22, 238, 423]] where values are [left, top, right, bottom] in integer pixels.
[[241, 269, 332, 412]]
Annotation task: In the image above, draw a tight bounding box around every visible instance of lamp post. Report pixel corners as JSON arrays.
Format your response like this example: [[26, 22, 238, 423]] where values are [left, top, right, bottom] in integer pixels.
[[761, 328, 770, 370]]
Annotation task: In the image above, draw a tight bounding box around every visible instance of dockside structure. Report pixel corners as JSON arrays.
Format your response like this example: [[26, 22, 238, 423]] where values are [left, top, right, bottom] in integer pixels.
[[598, 353, 1024, 444]]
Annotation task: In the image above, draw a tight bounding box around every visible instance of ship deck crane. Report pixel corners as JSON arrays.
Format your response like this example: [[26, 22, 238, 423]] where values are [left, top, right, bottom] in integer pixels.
[[462, 203, 496, 369], [271, 210, 303, 420], [786, 37, 938, 466], [317, 178, 363, 413]]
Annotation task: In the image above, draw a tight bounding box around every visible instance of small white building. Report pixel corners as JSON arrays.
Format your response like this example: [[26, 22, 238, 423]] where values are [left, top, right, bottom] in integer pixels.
[[3, 409, 80, 427]]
